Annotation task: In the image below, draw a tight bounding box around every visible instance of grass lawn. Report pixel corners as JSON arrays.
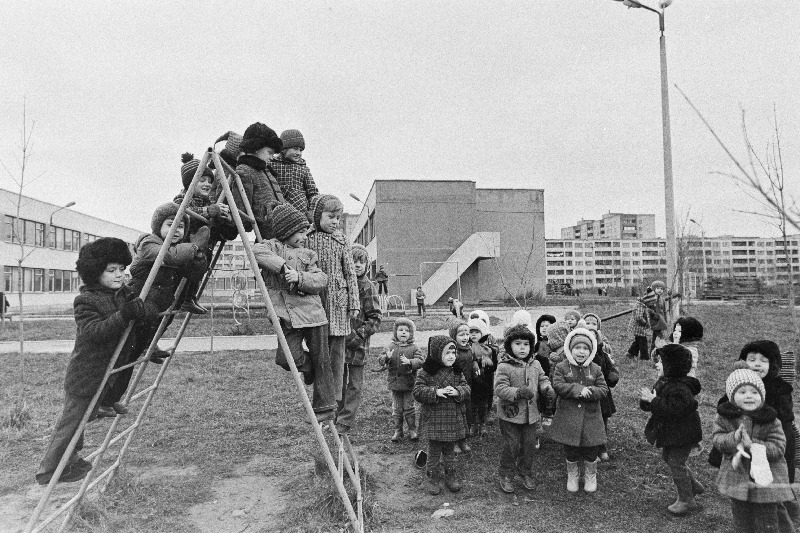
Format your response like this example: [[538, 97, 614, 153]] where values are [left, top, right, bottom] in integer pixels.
[[2, 302, 798, 532]]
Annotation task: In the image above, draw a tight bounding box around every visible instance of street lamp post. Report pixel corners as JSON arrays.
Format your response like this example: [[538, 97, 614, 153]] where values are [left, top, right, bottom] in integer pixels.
[[612, 0, 677, 302], [47, 201, 76, 248]]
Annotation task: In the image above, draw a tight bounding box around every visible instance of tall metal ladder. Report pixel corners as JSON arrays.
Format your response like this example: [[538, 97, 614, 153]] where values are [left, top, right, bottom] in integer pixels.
[[25, 148, 364, 533]]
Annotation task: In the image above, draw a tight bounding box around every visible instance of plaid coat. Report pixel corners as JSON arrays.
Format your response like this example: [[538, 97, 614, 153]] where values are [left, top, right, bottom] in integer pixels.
[[627, 299, 651, 337], [305, 230, 360, 336], [344, 276, 382, 366], [267, 154, 319, 214], [231, 155, 285, 238], [713, 401, 794, 503], [414, 367, 470, 441]]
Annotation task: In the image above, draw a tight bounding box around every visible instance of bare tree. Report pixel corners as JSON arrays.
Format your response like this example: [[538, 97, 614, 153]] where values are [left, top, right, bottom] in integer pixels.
[[678, 88, 799, 365]]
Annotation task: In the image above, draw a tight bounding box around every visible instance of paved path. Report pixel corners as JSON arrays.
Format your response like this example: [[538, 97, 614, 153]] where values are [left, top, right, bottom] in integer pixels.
[[0, 306, 579, 355]]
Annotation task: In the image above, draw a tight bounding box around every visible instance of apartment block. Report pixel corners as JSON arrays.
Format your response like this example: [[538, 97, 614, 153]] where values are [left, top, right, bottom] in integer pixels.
[[561, 213, 656, 240]]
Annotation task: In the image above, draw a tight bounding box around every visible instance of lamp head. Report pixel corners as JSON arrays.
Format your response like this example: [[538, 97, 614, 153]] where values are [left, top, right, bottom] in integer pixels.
[[349, 193, 362, 203], [65, 201, 76, 208]]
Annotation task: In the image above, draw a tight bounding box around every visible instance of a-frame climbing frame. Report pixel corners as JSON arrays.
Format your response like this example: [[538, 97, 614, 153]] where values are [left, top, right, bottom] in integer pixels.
[[25, 148, 364, 532]]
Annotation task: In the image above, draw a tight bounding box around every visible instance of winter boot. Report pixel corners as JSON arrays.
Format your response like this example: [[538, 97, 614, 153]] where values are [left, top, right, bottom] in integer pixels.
[[391, 416, 403, 442], [688, 470, 705, 496], [499, 475, 515, 494], [189, 226, 211, 250], [667, 476, 698, 515], [566, 461, 580, 493], [785, 495, 800, 530], [405, 414, 418, 441], [584, 459, 599, 493], [426, 465, 441, 495], [182, 297, 207, 315], [444, 465, 462, 492]]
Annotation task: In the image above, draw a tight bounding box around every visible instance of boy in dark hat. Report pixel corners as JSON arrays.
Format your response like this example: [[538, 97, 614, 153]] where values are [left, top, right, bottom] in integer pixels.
[[252, 203, 336, 422], [36, 238, 158, 485], [267, 129, 320, 214]]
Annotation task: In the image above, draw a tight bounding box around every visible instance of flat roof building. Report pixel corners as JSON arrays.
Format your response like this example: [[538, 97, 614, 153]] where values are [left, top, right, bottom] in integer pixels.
[[561, 213, 656, 240]]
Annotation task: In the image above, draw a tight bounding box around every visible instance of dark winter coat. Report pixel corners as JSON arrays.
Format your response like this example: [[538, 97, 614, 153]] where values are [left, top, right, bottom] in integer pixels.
[[344, 276, 382, 366], [128, 234, 208, 311], [494, 353, 554, 425], [379, 341, 423, 391], [713, 401, 794, 503], [64, 284, 140, 397], [455, 344, 478, 387], [267, 154, 319, 214], [414, 367, 470, 441], [594, 343, 619, 418], [549, 360, 609, 447], [640, 374, 702, 448], [470, 340, 498, 403], [231, 154, 286, 238]]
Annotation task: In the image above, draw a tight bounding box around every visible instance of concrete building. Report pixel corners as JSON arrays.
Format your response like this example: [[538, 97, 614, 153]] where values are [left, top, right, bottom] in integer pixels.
[[349, 180, 545, 305], [561, 213, 656, 240], [0, 189, 143, 311]]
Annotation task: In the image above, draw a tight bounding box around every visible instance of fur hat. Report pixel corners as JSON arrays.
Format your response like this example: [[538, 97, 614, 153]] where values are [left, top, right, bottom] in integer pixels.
[[215, 131, 243, 165], [271, 203, 309, 242], [657, 343, 693, 378], [423, 335, 458, 374], [739, 340, 782, 379], [535, 314, 556, 338], [467, 318, 488, 338], [651, 280, 666, 290], [726, 368, 766, 407], [672, 317, 703, 343], [448, 319, 469, 342], [308, 194, 343, 230], [546, 321, 570, 351], [582, 313, 601, 330], [351, 243, 369, 264], [564, 327, 597, 367], [151, 202, 189, 236], [180, 153, 215, 190], [240, 122, 283, 154], [503, 324, 537, 356], [393, 317, 416, 343], [76, 237, 132, 285], [280, 129, 305, 151], [564, 310, 582, 324], [469, 309, 491, 328]]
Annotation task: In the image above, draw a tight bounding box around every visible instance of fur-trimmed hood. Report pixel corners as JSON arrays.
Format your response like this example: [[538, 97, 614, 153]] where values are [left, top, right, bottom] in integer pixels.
[[563, 327, 598, 367], [392, 317, 416, 344]]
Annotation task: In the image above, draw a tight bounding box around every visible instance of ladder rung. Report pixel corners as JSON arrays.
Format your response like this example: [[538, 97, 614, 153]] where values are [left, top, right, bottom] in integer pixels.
[[130, 384, 157, 402], [185, 208, 210, 226], [236, 208, 255, 224], [84, 424, 139, 461], [110, 359, 144, 374]]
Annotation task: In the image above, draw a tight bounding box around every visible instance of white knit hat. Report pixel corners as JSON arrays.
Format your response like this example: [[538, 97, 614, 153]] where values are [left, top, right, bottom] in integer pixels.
[[467, 318, 488, 338], [726, 368, 766, 406]]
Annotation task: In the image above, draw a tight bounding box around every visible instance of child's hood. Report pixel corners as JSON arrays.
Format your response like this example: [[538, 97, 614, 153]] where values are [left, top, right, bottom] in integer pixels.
[[658, 343, 693, 378], [448, 319, 469, 342], [422, 335, 458, 375], [717, 400, 777, 423], [392, 317, 416, 343], [535, 314, 557, 338], [563, 327, 597, 367]]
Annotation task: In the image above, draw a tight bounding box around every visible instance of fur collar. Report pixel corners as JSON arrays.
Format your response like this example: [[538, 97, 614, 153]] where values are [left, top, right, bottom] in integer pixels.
[[663, 375, 702, 395], [237, 154, 267, 171], [717, 400, 778, 423]]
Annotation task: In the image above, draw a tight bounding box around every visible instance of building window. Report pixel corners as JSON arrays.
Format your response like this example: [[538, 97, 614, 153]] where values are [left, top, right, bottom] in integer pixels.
[[3, 266, 14, 292]]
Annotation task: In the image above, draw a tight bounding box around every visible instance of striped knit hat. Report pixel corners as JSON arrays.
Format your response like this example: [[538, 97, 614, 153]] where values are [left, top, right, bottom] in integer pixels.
[[308, 194, 343, 230], [726, 368, 766, 406], [180, 153, 215, 189], [272, 203, 309, 242], [215, 131, 243, 164], [280, 129, 305, 151]]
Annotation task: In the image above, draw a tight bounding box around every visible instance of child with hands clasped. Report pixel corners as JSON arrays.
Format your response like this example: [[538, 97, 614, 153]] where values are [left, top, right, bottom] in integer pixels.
[[494, 325, 555, 494], [548, 328, 608, 493], [414, 335, 471, 495], [467, 317, 497, 438], [378, 318, 423, 442], [449, 320, 478, 453], [713, 368, 795, 532], [639, 344, 704, 515]]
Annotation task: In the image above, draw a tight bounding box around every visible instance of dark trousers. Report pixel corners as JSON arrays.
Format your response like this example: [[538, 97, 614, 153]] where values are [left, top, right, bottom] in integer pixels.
[[628, 336, 649, 360], [336, 363, 364, 429], [378, 281, 388, 295], [730, 499, 794, 533], [563, 445, 600, 462], [329, 335, 346, 400], [662, 444, 692, 481], [37, 393, 94, 477], [275, 322, 334, 414], [499, 419, 539, 477], [471, 380, 493, 426], [417, 302, 425, 316], [599, 416, 610, 453], [428, 440, 456, 471]]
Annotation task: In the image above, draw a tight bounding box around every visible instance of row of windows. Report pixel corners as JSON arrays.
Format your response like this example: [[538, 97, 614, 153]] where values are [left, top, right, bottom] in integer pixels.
[[3, 267, 80, 293], [3, 216, 99, 251]]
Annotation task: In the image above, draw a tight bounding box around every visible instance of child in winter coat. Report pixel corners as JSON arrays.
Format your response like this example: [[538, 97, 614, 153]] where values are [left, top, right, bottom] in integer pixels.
[[549, 328, 609, 493], [378, 318, 423, 441], [306, 194, 360, 407], [668, 316, 703, 377], [450, 320, 478, 453], [583, 312, 612, 356], [546, 321, 571, 373], [494, 324, 555, 494], [252, 203, 335, 422], [467, 317, 497, 437], [713, 368, 795, 532], [589, 328, 619, 462], [640, 344, 703, 515], [36, 238, 158, 485], [648, 281, 669, 353], [229, 122, 286, 238], [564, 310, 581, 331], [534, 314, 556, 376], [414, 335, 471, 495], [336, 244, 382, 435], [626, 295, 652, 360], [268, 129, 319, 214]]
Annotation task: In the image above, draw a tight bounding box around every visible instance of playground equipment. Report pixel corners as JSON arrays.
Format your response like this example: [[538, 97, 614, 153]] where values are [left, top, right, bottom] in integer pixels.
[[379, 294, 405, 317], [26, 149, 364, 532]]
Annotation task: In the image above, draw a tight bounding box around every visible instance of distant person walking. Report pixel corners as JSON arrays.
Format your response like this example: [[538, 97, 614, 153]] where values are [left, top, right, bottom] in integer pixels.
[[376, 266, 389, 295], [415, 286, 426, 317], [0, 292, 10, 322]]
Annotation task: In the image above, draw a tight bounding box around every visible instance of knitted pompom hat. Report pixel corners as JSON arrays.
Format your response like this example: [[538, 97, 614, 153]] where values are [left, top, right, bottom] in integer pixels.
[[582, 313, 601, 329], [673, 316, 703, 343], [423, 335, 457, 374], [467, 318, 488, 338], [240, 122, 283, 154], [180, 153, 215, 189], [280, 129, 305, 151], [739, 340, 782, 379], [271, 203, 309, 242], [564, 310, 582, 324], [469, 309, 491, 328], [657, 343, 693, 378], [503, 324, 537, 356], [308, 194, 343, 230], [448, 318, 469, 341], [393, 317, 416, 342], [726, 368, 766, 406], [151, 203, 189, 236], [215, 131, 243, 165], [510, 309, 533, 330], [563, 327, 598, 367], [546, 321, 570, 351], [76, 237, 132, 285], [351, 243, 369, 264]]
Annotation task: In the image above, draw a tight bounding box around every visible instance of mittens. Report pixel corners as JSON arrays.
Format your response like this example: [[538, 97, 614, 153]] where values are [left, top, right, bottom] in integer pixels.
[[207, 203, 222, 219], [120, 297, 145, 322], [517, 386, 535, 400]]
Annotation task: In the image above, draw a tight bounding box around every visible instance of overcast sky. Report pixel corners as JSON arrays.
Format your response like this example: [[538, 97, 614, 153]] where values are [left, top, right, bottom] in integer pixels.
[[1, 1, 797, 239]]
